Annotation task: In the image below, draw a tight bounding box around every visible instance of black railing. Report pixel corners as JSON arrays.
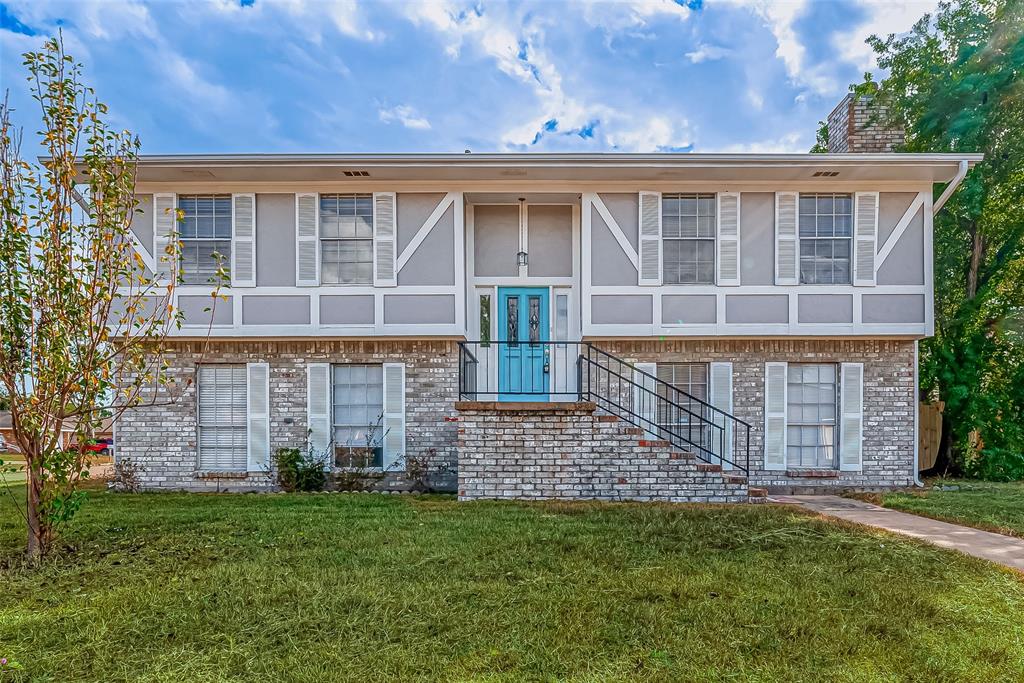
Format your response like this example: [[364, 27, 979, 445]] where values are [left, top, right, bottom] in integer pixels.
[[457, 341, 751, 473]]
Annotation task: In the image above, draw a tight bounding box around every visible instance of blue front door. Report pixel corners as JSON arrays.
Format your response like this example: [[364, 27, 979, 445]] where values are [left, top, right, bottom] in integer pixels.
[[497, 287, 549, 401]]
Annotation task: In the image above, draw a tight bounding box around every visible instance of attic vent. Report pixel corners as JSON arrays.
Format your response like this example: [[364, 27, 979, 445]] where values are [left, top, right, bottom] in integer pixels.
[[343, 170, 370, 177], [812, 171, 840, 177]]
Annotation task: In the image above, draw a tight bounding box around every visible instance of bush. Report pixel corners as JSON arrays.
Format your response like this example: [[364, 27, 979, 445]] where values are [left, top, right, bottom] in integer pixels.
[[273, 447, 328, 492]]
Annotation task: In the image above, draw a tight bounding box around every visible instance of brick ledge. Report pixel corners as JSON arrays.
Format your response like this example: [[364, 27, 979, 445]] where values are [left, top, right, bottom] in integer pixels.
[[785, 469, 841, 479], [456, 401, 596, 412]]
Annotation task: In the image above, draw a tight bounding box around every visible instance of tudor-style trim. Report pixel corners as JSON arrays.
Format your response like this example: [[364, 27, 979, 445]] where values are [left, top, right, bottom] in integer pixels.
[[396, 192, 456, 273], [590, 193, 639, 270], [875, 192, 925, 273]]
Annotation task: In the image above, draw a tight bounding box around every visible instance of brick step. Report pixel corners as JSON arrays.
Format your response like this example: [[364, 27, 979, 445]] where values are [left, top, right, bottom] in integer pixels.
[[696, 463, 722, 473], [724, 475, 747, 484], [748, 487, 768, 498]]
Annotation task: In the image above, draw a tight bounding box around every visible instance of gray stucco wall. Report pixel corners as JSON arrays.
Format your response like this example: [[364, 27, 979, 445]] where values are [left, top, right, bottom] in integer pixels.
[[384, 294, 456, 324], [132, 194, 154, 254], [877, 206, 925, 286], [597, 193, 639, 252], [256, 193, 296, 287], [319, 295, 374, 325], [877, 193, 917, 245], [591, 205, 638, 286], [399, 203, 456, 286], [397, 193, 446, 255], [527, 205, 573, 277], [179, 295, 233, 326], [726, 295, 789, 324], [473, 205, 519, 277], [662, 295, 717, 325], [242, 295, 311, 325], [740, 192, 774, 286], [591, 295, 653, 324], [862, 294, 925, 323], [798, 294, 853, 324]]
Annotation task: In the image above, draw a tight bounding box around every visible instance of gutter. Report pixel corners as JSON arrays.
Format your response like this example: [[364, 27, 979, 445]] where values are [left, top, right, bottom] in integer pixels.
[[932, 159, 970, 215], [913, 340, 924, 487]]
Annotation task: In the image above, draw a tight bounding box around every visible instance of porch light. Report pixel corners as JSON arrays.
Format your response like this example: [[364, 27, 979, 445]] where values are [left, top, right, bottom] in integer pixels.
[[517, 250, 528, 266]]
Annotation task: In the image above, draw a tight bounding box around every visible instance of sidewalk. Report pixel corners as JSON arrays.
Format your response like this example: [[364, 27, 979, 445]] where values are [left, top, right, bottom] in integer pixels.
[[774, 494, 1024, 572]]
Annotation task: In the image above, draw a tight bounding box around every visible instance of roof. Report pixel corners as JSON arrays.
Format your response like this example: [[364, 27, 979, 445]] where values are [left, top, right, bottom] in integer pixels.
[[65, 152, 982, 185]]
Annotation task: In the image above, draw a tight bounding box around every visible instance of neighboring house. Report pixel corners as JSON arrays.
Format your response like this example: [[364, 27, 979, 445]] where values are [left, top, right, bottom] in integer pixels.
[[0, 411, 75, 454], [106, 109, 979, 501]]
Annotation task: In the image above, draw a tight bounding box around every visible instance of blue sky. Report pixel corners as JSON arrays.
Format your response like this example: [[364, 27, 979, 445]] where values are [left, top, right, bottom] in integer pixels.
[[0, 0, 939, 155]]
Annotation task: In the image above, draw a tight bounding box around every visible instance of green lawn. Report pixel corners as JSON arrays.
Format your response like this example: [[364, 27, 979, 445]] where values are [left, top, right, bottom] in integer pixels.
[[1, 491, 1023, 682], [882, 479, 1024, 538]]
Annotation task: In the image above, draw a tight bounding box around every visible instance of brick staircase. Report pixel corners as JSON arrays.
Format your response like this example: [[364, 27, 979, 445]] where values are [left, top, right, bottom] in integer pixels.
[[456, 402, 765, 504]]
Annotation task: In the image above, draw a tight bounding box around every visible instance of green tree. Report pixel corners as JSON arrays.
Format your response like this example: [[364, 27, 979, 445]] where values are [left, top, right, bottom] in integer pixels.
[[860, 0, 1024, 477], [0, 38, 224, 559]]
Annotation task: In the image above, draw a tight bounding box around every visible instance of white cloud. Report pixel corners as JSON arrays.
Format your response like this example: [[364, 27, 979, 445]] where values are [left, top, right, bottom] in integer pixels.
[[716, 131, 805, 153], [685, 43, 731, 64], [747, 87, 764, 111], [379, 104, 431, 130], [579, 0, 692, 32], [834, 0, 940, 69]]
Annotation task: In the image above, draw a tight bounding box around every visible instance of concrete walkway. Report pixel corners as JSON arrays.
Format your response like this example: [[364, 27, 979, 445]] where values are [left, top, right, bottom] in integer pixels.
[[774, 495, 1024, 572]]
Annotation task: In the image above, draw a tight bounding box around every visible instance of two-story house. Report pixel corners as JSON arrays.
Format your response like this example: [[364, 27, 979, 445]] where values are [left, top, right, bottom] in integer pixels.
[[112, 135, 978, 502]]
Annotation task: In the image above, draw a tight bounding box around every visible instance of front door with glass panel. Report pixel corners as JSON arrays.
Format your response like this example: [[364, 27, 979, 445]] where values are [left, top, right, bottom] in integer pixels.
[[497, 287, 549, 401]]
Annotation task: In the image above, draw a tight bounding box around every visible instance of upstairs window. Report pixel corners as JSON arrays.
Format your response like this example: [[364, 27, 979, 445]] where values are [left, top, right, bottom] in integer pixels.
[[663, 193, 716, 285], [799, 193, 852, 284], [320, 194, 373, 285], [178, 195, 231, 285]]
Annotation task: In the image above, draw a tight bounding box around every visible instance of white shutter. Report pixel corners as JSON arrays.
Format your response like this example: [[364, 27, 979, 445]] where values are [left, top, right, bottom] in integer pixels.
[[306, 363, 331, 460], [633, 362, 658, 438], [709, 362, 733, 468], [840, 363, 864, 471], [153, 192, 177, 283], [638, 191, 662, 285], [716, 193, 740, 286], [382, 363, 406, 471], [246, 362, 269, 470], [764, 362, 788, 470], [373, 192, 397, 287], [295, 193, 319, 287], [854, 192, 879, 286], [232, 193, 256, 287], [775, 192, 799, 285]]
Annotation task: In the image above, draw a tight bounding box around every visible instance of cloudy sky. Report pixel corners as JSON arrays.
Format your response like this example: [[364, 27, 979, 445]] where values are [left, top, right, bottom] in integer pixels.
[[0, 0, 939, 155]]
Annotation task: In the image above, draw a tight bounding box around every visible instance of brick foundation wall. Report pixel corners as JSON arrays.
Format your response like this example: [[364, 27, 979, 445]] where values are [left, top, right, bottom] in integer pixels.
[[117, 339, 459, 491], [456, 402, 750, 503], [594, 339, 917, 492]]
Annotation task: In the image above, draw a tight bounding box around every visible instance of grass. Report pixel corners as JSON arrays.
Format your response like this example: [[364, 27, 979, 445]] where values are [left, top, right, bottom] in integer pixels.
[[0, 454, 26, 487], [881, 478, 1024, 538], [1, 490, 1023, 682]]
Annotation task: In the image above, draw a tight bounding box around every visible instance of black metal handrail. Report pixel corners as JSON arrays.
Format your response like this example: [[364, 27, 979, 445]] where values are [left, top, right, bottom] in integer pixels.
[[457, 340, 751, 473]]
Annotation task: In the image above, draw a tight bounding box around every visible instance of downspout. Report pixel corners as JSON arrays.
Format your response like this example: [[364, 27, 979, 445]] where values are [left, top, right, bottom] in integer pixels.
[[932, 159, 969, 215], [913, 340, 923, 487]]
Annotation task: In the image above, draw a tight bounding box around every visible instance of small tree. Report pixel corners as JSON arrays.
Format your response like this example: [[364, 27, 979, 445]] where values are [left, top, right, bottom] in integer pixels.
[[0, 37, 223, 559]]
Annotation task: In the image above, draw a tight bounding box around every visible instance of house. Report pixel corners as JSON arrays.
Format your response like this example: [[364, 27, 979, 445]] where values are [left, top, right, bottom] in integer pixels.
[[108, 107, 979, 502], [0, 411, 75, 454]]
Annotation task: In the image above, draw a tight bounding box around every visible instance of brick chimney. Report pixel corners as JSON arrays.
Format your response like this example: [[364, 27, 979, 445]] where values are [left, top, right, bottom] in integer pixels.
[[826, 93, 904, 153]]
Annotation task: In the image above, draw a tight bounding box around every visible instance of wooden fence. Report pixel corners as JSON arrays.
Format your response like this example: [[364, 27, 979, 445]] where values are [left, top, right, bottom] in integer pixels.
[[918, 401, 944, 472]]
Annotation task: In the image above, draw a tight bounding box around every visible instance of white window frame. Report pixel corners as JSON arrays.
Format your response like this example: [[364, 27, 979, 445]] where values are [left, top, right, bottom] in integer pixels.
[[785, 362, 840, 469], [196, 364, 248, 472], [330, 363, 385, 470], [661, 193, 717, 285], [797, 192, 853, 286], [319, 193, 374, 286], [177, 194, 232, 286]]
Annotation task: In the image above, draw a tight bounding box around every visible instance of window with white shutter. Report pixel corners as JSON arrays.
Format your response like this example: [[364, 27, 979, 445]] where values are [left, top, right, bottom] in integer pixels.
[[373, 192, 397, 287], [655, 362, 709, 448], [197, 365, 248, 471], [853, 192, 879, 286], [153, 193, 177, 283], [763, 362, 788, 470], [840, 363, 864, 471], [709, 362, 734, 467], [774, 192, 798, 285], [382, 363, 405, 470], [638, 191, 662, 285], [247, 362, 269, 470], [296, 193, 319, 286], [331, 364, 384, 468], [786, 363, 838, 468], [232, 194, 256, 287], [306, 363, 331, 457], [633, 362, 658, 438], [662, 193, 715, 285], [716, 193, 740, 286], [798, 193, 853, 285], [320, 194, 373, 285]]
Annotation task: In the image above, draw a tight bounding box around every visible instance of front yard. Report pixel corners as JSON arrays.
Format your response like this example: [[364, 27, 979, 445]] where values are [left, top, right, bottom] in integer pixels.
[[881, 479, 1024, 538], [1, 490, 1022, 682]]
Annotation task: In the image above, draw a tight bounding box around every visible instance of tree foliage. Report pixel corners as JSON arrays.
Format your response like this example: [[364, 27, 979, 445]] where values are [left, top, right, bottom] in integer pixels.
[[0, 37, 223, 558], [862, 0, 1024, 478]]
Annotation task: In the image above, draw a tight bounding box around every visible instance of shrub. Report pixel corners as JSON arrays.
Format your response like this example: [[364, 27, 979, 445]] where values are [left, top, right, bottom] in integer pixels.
[[110, 458, 144, 493], [273, 447, 328, 492]]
